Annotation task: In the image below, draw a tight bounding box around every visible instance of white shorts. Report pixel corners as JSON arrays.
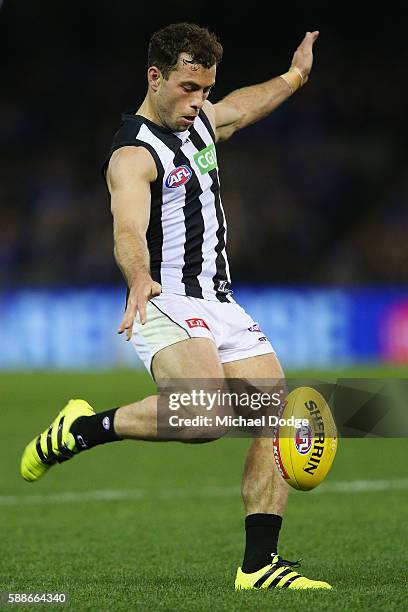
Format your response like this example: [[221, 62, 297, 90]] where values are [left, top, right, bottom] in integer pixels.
[[130, 293, 275, 375]]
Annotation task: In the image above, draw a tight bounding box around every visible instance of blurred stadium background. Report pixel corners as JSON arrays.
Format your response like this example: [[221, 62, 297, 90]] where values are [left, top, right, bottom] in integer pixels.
[[1, 2, 407, 610], [1, 2, 407, 369]]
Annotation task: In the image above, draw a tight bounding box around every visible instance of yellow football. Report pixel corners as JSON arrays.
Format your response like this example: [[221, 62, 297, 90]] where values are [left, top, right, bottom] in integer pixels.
[[272, 386, 338, 491]]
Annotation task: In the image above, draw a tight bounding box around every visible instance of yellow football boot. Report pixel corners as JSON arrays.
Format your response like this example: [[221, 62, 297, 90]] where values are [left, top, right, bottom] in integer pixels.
[[235, 554, 332, 590], [20, 399, 95, 482]]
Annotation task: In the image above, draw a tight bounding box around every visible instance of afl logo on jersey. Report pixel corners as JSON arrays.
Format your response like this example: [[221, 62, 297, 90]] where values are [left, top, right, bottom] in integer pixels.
[[165, 165, 192, 188]]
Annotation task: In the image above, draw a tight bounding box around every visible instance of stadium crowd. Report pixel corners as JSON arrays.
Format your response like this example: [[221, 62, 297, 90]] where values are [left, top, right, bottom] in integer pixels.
[[1, 6, 405, 287]]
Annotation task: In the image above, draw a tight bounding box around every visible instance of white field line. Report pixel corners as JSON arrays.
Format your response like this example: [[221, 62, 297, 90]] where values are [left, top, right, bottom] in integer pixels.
[[1, 478, 408, 507]]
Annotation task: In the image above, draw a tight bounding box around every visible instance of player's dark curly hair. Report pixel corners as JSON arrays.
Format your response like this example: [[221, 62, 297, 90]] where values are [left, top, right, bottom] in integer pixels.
[[148, 23, 223, 79]]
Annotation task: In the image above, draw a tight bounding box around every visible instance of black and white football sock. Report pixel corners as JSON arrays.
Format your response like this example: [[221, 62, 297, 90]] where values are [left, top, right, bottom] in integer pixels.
[[70, 408, 122, 451], [241, 513, 283, 573]]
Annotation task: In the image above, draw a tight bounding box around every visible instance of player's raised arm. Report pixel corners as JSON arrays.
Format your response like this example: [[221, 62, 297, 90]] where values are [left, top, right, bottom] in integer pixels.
[[107, 146, 161, 337], [211, 31, 319, 142]]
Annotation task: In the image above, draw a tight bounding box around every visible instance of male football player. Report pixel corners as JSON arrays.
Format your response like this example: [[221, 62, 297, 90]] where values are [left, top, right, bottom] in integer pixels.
[[21, 23, 331, 590]]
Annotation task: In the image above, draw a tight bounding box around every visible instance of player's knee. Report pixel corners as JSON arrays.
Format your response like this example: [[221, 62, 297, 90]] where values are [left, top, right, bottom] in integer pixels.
[[165, 394, 230, 442], [176, 422, 229, 443], [170, 405, 229, 442], [182, 420, 229, 443]]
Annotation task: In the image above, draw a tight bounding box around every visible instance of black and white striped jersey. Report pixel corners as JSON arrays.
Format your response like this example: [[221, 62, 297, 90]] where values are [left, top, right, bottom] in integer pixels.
[[103, 108, 233, 302]]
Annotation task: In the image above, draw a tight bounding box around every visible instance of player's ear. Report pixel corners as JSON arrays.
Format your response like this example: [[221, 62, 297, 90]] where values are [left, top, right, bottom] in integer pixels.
[[148, 66, 162, 92]]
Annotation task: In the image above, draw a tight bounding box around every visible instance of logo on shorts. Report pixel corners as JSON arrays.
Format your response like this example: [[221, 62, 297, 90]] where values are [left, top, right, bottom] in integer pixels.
[[258, 336, 267, 342], [193, 143, 217, 175], [248, 323, 262, 332], [185, 318, 210, 330], [165, 165, 192, 188], [295, 424, 313, 455], [102, 416, 111, 430]]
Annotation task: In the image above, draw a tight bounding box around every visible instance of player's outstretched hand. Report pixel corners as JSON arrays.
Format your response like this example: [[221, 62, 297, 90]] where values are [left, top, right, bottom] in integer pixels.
[[118, 275, 161, 340], [291, 31, 319, 85]]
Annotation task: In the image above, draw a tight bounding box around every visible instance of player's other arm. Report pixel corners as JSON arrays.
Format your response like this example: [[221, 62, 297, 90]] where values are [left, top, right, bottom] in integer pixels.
[[209, 31, 319, 142], [107, 146, 161, 338]]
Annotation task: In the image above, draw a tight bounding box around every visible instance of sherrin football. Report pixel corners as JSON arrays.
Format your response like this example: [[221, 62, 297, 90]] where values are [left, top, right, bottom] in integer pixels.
[[273, 386, 338, 491]]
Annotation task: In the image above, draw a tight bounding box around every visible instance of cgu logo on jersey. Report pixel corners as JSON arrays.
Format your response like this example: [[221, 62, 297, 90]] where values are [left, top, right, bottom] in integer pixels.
[[194, 143, 217, 175], [165, 165, 192, 188]]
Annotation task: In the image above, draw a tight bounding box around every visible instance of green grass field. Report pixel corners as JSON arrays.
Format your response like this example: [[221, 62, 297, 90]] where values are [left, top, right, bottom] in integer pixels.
[[0, 370, 407, 611]]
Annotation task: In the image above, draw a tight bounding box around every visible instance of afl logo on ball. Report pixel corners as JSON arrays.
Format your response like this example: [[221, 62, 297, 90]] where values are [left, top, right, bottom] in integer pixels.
[[165, 165, 192, 188], [294, 424, 312, 455]]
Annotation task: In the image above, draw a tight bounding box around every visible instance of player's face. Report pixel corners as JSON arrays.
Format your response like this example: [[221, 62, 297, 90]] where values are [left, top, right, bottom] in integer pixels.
[[155, 54, 216, 131]]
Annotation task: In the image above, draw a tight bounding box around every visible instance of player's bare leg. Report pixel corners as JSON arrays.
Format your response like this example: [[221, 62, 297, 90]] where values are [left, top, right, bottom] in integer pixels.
[[223, 353, 289, 516], [227, 353, 332, 589], [21, 338, 226, 481], [114, 337, 225, 440], [224, 353, 288, 577]]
